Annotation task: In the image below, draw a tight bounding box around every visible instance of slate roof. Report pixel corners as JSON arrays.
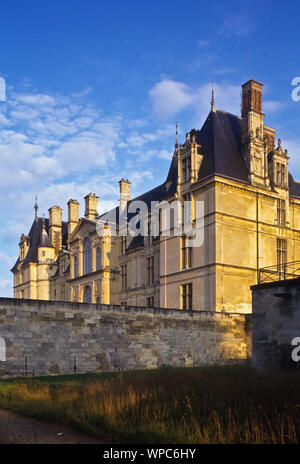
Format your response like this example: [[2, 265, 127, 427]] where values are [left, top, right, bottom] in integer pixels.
[[289, 173, 300, 199], [194, 109, 249, 183], [11, 217, 68, 271]]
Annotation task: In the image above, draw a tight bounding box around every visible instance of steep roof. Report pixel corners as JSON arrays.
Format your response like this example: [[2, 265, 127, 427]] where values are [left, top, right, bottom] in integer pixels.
[[289, 173, 300, 199], [39, 223, 53, 248], [11, 217, 68, 271], [195, 109, 249, 183]]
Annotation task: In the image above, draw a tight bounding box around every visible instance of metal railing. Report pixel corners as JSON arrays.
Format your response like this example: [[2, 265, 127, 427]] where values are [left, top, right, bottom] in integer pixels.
[[258, 260, 300, 284]]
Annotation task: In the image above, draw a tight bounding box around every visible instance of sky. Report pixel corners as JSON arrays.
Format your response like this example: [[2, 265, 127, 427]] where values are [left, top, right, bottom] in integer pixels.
[[0, 0, 300, 296]]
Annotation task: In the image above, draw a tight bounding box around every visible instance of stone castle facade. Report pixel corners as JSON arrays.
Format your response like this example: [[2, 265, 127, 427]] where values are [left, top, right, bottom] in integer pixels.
[[11, 79, 300, 313]]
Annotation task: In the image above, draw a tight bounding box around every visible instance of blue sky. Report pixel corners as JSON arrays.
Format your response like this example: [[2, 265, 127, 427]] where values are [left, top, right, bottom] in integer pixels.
[[0, 0, 300, 296]]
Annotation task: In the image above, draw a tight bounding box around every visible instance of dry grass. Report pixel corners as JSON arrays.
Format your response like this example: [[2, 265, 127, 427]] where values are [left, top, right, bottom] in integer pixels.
[[0, 366, 299, 443]]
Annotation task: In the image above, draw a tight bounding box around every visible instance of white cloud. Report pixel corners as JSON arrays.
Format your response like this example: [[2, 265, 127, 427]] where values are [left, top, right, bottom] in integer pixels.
[[149, 80, 193, 119], [149, 78, 284, 125], [149, 79, 241, 122]]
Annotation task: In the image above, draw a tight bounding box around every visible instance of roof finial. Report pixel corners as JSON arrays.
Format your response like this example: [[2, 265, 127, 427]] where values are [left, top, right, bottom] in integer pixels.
[[34, 196, 38, 219], [175, 122, 178, 150], [42, 213, 45, 231], [211, 81, 215, 112]]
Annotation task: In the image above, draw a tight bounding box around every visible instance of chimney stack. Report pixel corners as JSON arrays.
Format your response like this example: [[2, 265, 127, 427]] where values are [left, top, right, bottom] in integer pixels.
[[67, 199, 79, 236], [84, 193, 99, 220], [119, 178, 131, 212], [48, 206, 62, 254]]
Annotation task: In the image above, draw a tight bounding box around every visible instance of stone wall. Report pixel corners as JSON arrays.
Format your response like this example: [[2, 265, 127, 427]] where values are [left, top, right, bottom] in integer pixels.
[[251, 277, 300, 368], [0, 297, 251, 377]]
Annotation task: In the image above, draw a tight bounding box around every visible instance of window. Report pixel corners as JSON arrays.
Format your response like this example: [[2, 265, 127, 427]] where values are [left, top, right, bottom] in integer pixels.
[[147, 256, 155, 285], [277, 238, 287, 272], [20, 247, 24, 261], [182, 156, 191, 182], [83, 238, 92, 274], [181, 236, 192, 269], [0, 337, 6, 362], [73, 286, 78, 302], [121, 236, 126, 254], [42, 251, 46, 257], [74, 256, 78, 278], [276, 163, 285, 187], [121, 265, 127, 291], [83, 285, 92, 303], [182, 192, 192, 225], [146, 296, 154, 307], [96, 247, 101, 270], [277, 199, 286, 227], [181, 283, 192, 310]]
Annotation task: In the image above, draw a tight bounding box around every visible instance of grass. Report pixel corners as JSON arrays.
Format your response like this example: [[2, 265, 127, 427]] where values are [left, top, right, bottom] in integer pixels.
[[0, 365, 299, 444]]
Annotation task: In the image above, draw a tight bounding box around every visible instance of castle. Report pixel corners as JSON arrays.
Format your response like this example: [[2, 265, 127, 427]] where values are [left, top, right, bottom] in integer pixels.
[[11, 79, 300, 313]]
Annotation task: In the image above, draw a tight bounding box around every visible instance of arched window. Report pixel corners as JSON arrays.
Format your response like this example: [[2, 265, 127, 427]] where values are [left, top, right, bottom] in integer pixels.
[[83, 285, 92, 303], [83, 238, 91, 274], [96, 247, 101, 270], [0, 337, 6, 362], [74, 256, 78, 277]]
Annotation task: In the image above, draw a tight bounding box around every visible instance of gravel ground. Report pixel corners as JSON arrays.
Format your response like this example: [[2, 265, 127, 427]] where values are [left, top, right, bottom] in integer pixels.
[[0, 409, 110, 444]]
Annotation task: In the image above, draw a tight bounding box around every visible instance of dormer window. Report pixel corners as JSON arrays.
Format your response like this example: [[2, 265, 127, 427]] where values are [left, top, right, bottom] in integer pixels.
[[182, 156, 191, 182]]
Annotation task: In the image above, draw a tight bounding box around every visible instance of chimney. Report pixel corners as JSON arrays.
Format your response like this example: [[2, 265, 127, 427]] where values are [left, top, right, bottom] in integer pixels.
[[241, 79, 264, 146], [67, 199, 79, 236], [48, 206, 62, 254], [119, 178, 131, 211], [241, 79, 263, 117], [84, 193, 99, 220]]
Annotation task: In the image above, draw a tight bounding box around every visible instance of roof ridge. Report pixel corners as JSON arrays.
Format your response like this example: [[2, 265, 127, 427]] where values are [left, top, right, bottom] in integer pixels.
[[215, 108, 242, 119]]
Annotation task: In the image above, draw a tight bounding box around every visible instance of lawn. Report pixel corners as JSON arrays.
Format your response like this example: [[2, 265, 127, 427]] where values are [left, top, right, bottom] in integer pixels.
[[0, 365, 299, 444]]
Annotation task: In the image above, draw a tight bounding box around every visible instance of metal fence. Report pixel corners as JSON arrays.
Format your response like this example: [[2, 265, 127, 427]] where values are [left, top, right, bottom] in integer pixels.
[[258, 260, 300, 284]]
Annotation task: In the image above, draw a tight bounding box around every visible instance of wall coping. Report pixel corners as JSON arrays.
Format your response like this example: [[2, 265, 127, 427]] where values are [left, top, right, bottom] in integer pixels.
[[251, 277, 300, 291], [0, 297, 250, 319]]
